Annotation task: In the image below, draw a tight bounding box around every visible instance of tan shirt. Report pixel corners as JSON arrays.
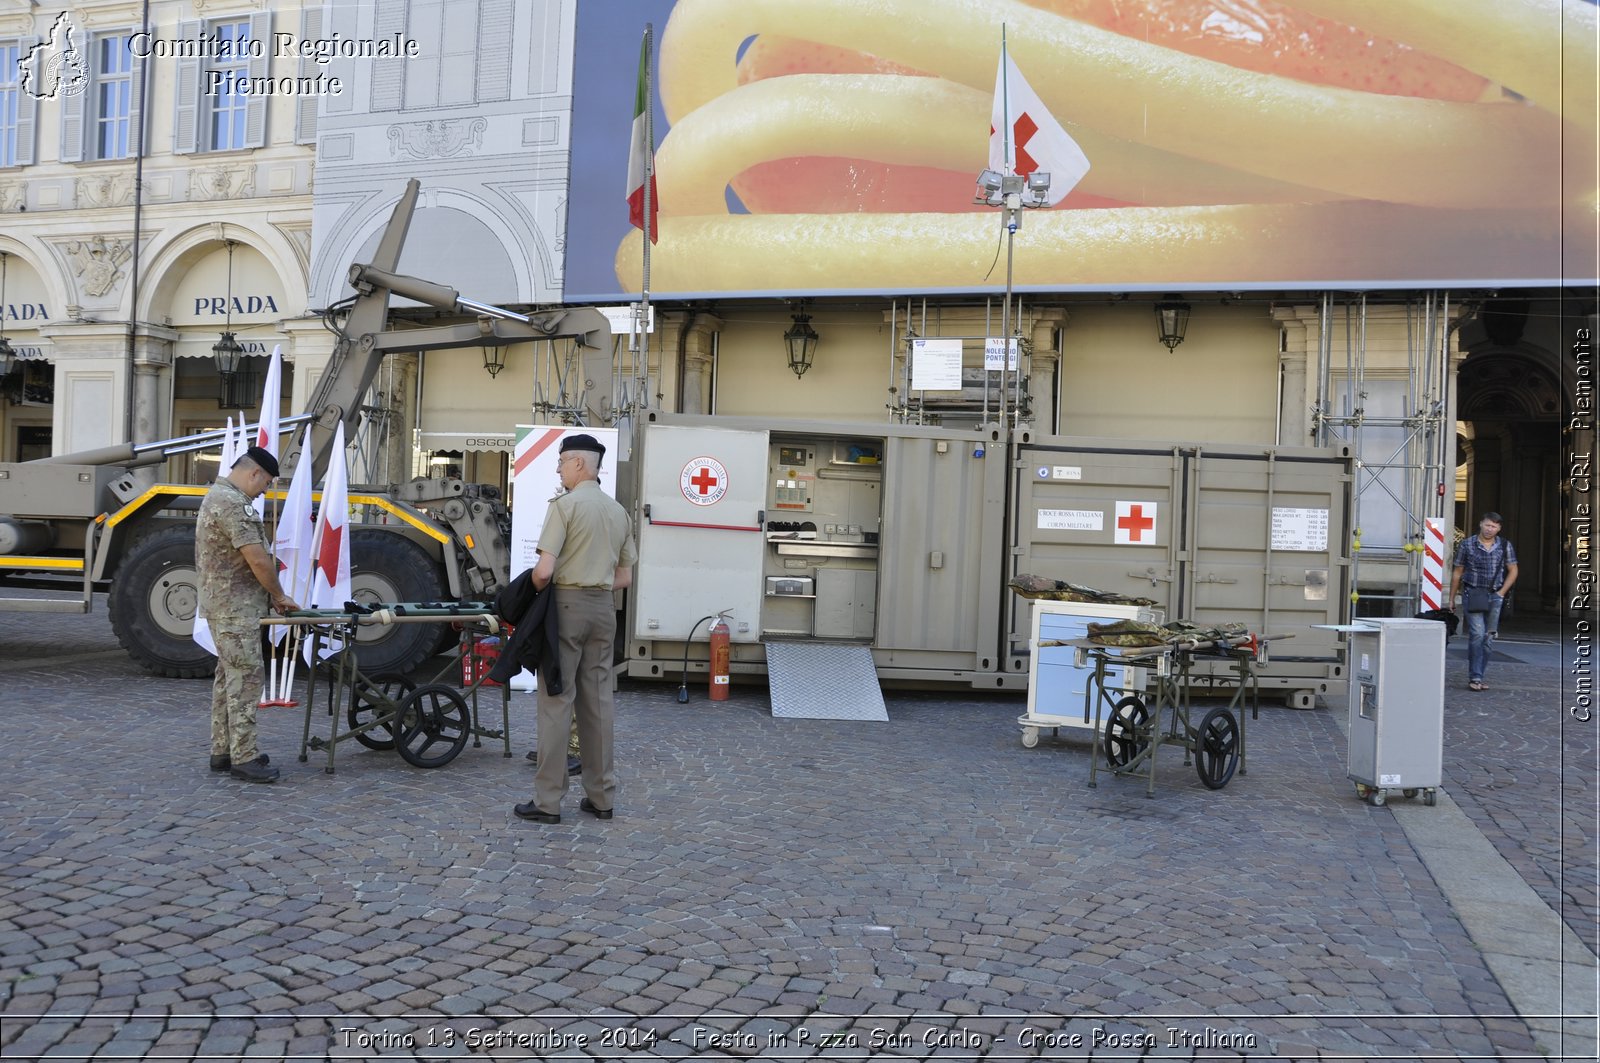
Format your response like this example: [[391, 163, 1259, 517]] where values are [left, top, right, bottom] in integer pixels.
[[195, 477, 267, 620], [538, 480, 638, 589]]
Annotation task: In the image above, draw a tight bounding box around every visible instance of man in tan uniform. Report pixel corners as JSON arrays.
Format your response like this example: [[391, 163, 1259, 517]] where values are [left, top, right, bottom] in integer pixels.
[[195, 446, 298, 783], [515, 434, 637, 823]]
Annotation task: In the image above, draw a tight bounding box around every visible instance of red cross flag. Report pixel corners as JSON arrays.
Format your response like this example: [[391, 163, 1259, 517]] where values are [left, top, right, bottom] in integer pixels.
[[989, 42, 1090, 206], [1114, 501, 1158, 545], [310, 421, 352, 611]]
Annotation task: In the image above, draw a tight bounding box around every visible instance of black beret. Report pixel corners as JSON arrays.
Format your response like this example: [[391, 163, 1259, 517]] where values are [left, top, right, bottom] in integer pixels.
[[560, 433, 605, 461], [240, 445, 280, 478]]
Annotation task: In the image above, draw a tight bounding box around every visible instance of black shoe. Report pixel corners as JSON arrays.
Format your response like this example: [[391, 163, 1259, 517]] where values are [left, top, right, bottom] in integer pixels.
[[211, 753, 269, 772], [230, 758, 280, 783], [514, 801, 560, 823], [579, 798, 613, 820], [526, 751, 584, 775]]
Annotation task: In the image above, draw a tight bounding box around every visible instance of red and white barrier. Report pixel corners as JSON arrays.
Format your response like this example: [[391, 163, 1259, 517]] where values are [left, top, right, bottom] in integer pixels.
[[1420, 517, 1447, 611]]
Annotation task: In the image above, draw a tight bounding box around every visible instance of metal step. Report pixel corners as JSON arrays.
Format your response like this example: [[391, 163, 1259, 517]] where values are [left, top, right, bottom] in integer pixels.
[[765, 640, 887, 722]]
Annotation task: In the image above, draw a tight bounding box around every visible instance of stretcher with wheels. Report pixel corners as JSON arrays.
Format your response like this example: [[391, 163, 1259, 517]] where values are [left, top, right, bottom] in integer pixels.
[[1069, 632, 1289, 796], [263, 602, 513, 774]]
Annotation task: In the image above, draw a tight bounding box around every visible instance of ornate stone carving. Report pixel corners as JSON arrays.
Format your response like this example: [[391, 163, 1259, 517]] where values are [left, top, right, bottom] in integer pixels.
[[387, 118, 487, 160], [276, 222, 313, 271], [0, 182, 23, 213], [188, 165, 256, 202], [65, 236, 133, 298], [76, 172, 141, 209]]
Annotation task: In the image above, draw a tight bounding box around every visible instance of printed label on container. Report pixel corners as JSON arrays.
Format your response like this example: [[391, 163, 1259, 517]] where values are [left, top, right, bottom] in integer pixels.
[[1038, 508, 1103, 531]]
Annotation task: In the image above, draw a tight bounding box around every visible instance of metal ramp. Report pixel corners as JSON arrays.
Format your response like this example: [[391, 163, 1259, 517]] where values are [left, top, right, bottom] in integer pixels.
[[765, 640, 887, 722]]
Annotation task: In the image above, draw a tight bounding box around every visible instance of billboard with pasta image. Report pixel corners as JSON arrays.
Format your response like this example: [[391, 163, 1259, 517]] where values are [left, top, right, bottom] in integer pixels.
[[564, 0, 1599, 301]]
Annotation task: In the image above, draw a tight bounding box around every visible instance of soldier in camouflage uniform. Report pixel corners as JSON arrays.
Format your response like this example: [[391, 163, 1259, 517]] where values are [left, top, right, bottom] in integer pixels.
[[195, 446, 298, 783]]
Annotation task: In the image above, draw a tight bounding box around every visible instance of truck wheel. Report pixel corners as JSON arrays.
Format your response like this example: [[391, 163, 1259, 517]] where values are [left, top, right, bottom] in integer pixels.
[[108, 526, 216, 678], [346, 531, 447, 676]]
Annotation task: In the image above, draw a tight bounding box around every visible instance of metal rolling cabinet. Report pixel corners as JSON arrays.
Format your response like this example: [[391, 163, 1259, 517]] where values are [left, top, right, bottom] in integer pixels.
[[1345, 617, 1444, 807]]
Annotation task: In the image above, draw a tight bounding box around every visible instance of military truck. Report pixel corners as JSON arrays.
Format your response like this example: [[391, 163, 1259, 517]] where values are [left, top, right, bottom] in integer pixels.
[[0, 180, 609, 678]]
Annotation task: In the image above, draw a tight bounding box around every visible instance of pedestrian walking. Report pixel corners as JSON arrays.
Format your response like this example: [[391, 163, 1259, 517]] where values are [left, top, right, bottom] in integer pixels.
[[196, 446, 299, 782], [1449, 510, 1519, 692], [514, 434, 637, 823]]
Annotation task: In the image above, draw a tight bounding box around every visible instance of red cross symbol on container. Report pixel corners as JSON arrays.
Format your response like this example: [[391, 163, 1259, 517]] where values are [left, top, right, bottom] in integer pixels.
[[689, 466, 718, 494], [1115, 501, 1156, 544], [680, 455, 729, 506]]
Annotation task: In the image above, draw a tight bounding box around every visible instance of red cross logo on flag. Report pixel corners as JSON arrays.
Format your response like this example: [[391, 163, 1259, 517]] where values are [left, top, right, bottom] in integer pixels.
[[988, 45, 1090, 206], [1114, 501, 1157, 545]]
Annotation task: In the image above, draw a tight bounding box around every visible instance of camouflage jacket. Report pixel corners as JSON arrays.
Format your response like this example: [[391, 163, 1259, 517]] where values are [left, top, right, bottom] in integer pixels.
[[195, 478, 267, 621]]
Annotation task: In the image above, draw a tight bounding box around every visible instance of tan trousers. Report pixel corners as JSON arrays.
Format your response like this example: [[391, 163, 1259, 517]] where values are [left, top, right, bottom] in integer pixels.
[[533, 588, 617, 812]]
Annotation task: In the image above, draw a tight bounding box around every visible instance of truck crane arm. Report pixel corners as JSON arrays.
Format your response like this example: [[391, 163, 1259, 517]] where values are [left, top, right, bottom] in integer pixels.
[[284, 178, 611, 482]]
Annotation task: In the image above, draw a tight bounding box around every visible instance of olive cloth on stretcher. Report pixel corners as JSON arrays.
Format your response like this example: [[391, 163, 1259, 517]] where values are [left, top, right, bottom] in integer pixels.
[[1084, 619, 1250, 649], [1008, 574, 1157, 608]]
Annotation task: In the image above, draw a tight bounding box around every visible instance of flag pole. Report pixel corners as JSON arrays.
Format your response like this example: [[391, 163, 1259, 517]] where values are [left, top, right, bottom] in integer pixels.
[[639, 22, 655, 412], [999, 26, 1013, 430]]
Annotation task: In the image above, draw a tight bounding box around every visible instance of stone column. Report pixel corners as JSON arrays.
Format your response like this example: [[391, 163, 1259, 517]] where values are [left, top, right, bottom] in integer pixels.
[[680, 312, 724, 415], [1508, 428, 1552, 610], [129, 326, 177, 489], [1272, 304, 1320, 445], [1024, 309, 1067, 432], [37, 320, 142, 456]]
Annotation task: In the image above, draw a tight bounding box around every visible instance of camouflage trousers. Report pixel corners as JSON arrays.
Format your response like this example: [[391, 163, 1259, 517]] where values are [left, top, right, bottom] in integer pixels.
[[210, 618, 264, 763]]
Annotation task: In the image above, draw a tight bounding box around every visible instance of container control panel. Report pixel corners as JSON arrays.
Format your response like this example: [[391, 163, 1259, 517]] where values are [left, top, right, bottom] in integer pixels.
[[771, 445, 813, 512], [762, 435, 883, 640]]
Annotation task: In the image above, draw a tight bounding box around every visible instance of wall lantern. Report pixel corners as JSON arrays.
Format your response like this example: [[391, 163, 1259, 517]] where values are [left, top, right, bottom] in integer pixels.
[[1155, 299, 1191, 351], [482, 345, 505, 378], [213, 240, 243, 381], [784, 310, 819, 378]]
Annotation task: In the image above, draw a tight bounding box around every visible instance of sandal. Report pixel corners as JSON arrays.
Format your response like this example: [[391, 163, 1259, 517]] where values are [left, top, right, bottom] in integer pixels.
[[1468, 680, 1485, 691]]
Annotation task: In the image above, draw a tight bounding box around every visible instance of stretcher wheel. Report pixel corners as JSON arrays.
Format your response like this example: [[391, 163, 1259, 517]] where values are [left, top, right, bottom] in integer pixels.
[[395, 684, 470, 768], [1194, 707, 1239, 790], [1104, 696, 1150, 769], [1021, 726, 1039, 748], [348, 673, 415, 751]]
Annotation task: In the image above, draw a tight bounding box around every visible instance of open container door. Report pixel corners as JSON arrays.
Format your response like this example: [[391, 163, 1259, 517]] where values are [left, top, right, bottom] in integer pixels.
[[632, 422, 770, 644]]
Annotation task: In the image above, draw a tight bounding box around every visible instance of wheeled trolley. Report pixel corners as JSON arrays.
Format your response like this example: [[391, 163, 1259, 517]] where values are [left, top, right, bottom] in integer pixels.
[[1074, 633, 1285, 796], [264, 603, 513, 774], [1340, 618, 1444, 808]]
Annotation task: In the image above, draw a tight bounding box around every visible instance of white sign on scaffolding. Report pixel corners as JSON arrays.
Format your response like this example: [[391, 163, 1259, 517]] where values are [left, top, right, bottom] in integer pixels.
[[984, 337, 1019, 371], [911, 338, 963, 391]]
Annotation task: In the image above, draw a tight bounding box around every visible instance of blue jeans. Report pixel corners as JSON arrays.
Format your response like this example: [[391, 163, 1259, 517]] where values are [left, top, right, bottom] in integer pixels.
[[1463, 594, 1504, 682]]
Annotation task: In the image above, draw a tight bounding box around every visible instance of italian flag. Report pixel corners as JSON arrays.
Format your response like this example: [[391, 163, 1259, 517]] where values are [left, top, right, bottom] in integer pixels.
[[626, 29, 658, 244]]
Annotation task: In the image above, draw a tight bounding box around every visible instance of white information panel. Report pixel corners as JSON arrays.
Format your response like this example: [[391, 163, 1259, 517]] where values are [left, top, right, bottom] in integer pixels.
[[911, 338, 963, 391], [1271, 506, 1330, 552]]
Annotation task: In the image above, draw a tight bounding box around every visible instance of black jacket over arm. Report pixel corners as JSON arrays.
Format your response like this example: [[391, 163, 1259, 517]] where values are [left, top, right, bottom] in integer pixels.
[[487, 569, 563, 692]]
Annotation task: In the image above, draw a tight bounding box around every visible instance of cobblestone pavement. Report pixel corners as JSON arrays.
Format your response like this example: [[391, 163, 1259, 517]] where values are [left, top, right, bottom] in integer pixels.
[[0, 600, 1590, 1060], [1436, 624, 1595, 953]]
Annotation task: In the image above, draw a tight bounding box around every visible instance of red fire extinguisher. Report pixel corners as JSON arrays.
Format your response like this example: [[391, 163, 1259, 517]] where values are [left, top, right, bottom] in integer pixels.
[[709, 615, 731, 701]]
